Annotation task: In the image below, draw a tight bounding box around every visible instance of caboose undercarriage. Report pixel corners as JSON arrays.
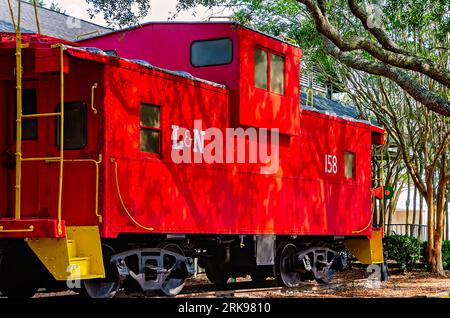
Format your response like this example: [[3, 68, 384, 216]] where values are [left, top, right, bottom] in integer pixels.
[[0, 19, 388, 298], [0, 233, 385, 298]]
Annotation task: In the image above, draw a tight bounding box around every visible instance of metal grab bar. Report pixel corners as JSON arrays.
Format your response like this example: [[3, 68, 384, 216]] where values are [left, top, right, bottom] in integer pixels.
[[0, 225, 34, 233], [112, 159, 155, 231], [46, 155, 103, 223], [91, 83, 98, 114]]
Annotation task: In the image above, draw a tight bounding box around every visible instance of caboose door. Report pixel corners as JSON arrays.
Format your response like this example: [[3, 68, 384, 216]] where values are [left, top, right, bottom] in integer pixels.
[[5, 81, 42, 219], [0, 81, 7, 217]]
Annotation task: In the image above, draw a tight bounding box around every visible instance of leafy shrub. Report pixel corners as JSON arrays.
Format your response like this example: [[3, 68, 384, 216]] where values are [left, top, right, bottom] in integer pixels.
[[384, 235, 421, 270], [420, 240, 450, 270], [442, 240, 450, 270]]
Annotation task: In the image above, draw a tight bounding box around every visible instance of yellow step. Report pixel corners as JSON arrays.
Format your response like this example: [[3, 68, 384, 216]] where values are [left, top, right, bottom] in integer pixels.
[[27, 226, 105, 281], [69, 257, 90, 277], [67, 240, 77, 259]]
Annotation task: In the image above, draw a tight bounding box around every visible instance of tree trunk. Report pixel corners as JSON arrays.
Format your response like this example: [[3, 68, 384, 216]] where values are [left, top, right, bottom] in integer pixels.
[[435, 170, 448, 276], [406, 175, 410, 236], [445, 203, 448, 241], [418, 166, 424, 241], [426, 168, 435, 270], [412, 184, 417, 237]]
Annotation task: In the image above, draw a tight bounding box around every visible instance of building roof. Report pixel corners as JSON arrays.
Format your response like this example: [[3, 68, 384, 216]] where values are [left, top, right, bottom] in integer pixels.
[[0, 0, 111, 41], [300, 91, 359, 119]]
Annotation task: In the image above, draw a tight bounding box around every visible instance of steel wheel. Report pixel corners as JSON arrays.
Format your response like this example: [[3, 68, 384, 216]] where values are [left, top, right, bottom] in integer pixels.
[[250, 271, 269, 282], [274, 242, 301, 288], [82, 244, 120, 298], [315, 268, 335, 284], [204, 257, 231, 286], [157, 242, 186, 297]]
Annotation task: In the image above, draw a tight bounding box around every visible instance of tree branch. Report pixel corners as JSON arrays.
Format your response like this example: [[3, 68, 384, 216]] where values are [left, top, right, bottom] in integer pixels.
[[323, 38, 450, 117], [347, 0, 406, 54], [296, 0, 450, 96]]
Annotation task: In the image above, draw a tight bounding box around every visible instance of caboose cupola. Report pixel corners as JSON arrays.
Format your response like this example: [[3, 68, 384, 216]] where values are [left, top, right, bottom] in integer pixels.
[[79, 22, 302, 135]]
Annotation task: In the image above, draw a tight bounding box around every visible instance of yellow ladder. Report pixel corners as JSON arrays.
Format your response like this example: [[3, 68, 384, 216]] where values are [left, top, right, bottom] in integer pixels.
[[9, 0, 66, 235]]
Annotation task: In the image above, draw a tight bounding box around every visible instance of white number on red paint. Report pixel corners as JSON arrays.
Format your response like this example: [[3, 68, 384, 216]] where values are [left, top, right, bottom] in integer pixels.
[[325, 154, 338, 174]]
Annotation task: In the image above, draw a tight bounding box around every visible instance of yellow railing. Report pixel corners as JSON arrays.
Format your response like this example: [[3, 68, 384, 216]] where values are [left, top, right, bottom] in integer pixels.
[[46, 155, 103, 223], [0, 225, 34, 233], [6, 1, 102, 235], [13, 0, 23, 221], [91, 83, 98, 114], [112, 159, 154, 231], [305, 88, 314, 108], [32, 0, 41, 34], [76, 31, 100, 41]]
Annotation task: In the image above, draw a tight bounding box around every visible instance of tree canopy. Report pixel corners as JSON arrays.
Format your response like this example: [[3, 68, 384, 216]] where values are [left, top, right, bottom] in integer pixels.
[[86, 0, 450, 117]]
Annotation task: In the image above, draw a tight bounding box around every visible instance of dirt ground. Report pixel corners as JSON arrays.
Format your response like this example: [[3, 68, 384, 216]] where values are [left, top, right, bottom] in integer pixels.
[[15, 267, 450, 299], [184, 268, 450, 298]]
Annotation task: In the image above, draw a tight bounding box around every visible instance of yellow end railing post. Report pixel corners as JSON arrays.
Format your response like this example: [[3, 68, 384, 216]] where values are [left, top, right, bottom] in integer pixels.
[[13, 0, 23, 220], [58, 44, 64, 235], [32, 0, 41, 35], [380, 133, 387, 233]]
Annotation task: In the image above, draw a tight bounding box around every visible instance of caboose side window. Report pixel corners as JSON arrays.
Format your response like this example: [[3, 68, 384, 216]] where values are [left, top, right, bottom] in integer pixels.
[[270, 54, 285, 94], [140, 103, 161, 154], [55, 102, 87, 150], [254, 48, 285, 95], [13, 89, 38, 140], [254, 48, 268, 90], [191, 38, 233, 67], [345, 151, 356, 179]]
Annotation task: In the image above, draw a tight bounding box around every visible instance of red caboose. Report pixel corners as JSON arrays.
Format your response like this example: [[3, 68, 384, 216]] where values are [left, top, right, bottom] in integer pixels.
[[0, 22, 386, 298]]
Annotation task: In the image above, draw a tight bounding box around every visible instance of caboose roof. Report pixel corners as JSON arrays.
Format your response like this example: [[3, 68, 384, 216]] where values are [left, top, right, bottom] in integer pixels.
[[78, 21, 300, 48], [0, 32, 227, 92], [65, 45, 227, 91]]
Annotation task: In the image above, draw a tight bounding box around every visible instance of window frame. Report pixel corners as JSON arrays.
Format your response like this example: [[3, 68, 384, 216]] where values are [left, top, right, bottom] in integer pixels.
[[13, 88, 38, 141], [55, 101, 88, 150], [190, 37, 234, 68], [139, 103, 162, 157], [254, 46, 286, 96], [344, 151, 356, 180]]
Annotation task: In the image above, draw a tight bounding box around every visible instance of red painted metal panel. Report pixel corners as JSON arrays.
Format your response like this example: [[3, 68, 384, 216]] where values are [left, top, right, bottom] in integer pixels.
[[35, 48, 69, 73], [0, 219, 65, 238], [0, 30, 384, 240], [80, 23, 241, 89], [237, 28, 301, 135], [0, 82, 6, 217]]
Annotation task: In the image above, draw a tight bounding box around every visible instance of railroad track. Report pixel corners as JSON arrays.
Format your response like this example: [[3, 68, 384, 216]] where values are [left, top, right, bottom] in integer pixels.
[[179, 280, 283, 298], [175, 276, 380, 298]]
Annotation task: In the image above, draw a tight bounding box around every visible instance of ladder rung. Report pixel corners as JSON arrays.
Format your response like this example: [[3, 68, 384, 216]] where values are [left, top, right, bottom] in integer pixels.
[[22, 112, 61, 119], [22, 157, 61, 162]]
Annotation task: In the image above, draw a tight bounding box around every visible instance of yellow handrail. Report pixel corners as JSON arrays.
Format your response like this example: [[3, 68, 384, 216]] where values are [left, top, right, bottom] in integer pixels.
[[46, 155, 103, 223], [91, 83, 98, 114], [356, 138, 387, 234], [32, 0, 41, 34], [305, 88, 314, 108], [50, 43, 65, 235], [13, 0, 23, 220], [23, 112, 61, 119], [7, 0, 16, 30], [352, 214, 373, 234], [380, 133, 387, 233], [112, 159, 154, 231], [76, 31, 100, 40], [0, 225, 34, 233]]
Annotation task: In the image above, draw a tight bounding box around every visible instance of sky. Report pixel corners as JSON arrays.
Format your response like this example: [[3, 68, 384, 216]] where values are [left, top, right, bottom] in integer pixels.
[[49, 0, 229, 27]]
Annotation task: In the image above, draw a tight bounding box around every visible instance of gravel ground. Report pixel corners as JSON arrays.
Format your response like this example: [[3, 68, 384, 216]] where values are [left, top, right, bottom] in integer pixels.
[[213, 268, 450, 298], [1, 268, 447, 299]]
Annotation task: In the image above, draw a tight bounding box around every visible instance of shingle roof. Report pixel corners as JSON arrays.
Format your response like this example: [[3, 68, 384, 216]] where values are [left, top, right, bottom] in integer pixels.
[[300, 91, 359, 119], [0, 0, 111, 41]]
